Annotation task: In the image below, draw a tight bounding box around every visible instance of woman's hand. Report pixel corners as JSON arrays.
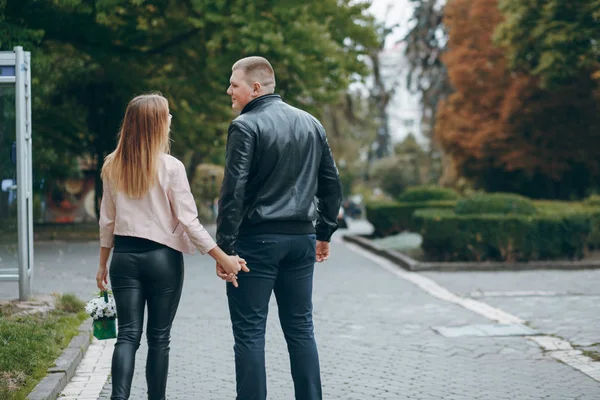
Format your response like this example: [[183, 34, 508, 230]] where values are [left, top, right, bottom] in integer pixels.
[[221, 255, 248, 275], [96, 265, 109, 291]]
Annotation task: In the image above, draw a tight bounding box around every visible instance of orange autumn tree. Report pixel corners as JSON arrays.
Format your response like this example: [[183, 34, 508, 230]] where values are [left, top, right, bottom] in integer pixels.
[[437, 0, 600, 199]]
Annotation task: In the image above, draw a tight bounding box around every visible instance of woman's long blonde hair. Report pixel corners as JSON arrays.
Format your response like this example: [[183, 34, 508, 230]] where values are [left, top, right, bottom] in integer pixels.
[[101, 93, 171, 198]]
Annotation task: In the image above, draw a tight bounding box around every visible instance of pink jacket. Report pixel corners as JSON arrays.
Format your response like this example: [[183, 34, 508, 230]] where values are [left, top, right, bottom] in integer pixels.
[[99, 153, 217, 255]]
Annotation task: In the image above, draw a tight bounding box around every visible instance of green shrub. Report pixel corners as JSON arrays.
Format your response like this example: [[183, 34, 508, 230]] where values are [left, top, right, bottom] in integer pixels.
[[534, 200, 587, 215], [534, 201, 600, 249], [580, 198, 600, 248], [397, 185, 461, 203], [370, 155, 421, 199], [455, 193, 536, 215], [191, 163, 224, 223], [414, 208, 591, 262], [588, 209, 600, 249], [366, 200, 456, 237], [585, 195, 600, 207]]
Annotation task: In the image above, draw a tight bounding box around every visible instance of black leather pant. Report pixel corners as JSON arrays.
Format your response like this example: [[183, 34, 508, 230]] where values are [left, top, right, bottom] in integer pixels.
[[109, 246, 184, 400]]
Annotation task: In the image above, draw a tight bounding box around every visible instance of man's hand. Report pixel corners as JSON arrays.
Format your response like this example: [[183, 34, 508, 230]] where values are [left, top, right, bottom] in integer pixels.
[[216, 256, 249, 288], [316, 240, 330, 262]]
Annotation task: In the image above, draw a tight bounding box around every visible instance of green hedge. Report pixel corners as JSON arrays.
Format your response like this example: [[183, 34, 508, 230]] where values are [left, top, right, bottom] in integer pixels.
[[414, 208, 591, 262], [455, 193, 536, 215], [535, 200, 600, 249], [585, 195, 600, 207], [366, 200, 456, 237], [589, 210, 600, 249], [397, 185, 461, 203]]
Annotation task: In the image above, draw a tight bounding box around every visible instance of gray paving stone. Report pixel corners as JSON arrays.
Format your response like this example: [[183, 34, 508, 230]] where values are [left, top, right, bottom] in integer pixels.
[[3, 224, 600, 398], [423, 270, 600, 348]]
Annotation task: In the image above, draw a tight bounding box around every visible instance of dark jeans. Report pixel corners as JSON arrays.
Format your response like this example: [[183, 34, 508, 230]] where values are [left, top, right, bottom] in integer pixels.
[[227, 233, 322, 400], [109, 247, 184, 400]]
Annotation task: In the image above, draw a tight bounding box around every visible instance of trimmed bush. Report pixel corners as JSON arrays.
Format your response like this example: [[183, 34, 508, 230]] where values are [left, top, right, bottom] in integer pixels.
[[366, 200, 456, 237], [587, 209, 600, 249], [455, 193, 536, 215], [370, 156, 419, 199], [534, 200, 587, 215], [585, 195, 600, 207], [397, 185, 461, 203], [414, 208, 591, 262], [580, 199, 600, 248], [534, 200, 600, 249]]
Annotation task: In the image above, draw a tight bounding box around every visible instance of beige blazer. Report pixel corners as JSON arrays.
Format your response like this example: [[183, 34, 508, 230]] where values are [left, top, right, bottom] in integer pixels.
[[99, 153, 217, 255]]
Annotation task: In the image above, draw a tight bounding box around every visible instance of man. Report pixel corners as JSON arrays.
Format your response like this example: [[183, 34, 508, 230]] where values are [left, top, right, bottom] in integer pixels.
[[216, 56, 342, 400]]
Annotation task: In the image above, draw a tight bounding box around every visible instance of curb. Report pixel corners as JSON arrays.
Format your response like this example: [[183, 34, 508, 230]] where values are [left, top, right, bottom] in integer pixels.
[[342, 235, 600, 271], [27, 318, 93, 400]]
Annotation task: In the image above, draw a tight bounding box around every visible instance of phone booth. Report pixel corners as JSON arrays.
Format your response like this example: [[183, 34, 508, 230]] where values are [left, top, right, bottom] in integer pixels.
[[0, 47, 33, 300]]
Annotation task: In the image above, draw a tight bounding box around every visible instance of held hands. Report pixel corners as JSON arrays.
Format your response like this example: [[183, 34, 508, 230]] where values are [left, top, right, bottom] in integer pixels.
[[216, 255, 249, 288], [96, 265, 109, 291], [316, 240, 330, 262]]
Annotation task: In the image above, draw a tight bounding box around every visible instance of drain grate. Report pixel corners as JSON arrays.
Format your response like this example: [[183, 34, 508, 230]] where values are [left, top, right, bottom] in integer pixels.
[[432, 323, 539, 338]]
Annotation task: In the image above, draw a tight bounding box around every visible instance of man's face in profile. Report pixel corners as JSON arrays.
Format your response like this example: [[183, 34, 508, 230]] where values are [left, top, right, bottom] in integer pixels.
[[227, 69, 255, 112]]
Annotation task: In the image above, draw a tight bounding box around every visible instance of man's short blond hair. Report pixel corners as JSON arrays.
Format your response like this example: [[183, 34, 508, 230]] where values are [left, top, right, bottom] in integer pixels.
[[232, 56, 276, 92]]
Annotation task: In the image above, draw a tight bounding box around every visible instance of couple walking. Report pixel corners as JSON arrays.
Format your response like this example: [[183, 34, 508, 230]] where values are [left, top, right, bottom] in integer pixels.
[[96, 56, 343, 400]]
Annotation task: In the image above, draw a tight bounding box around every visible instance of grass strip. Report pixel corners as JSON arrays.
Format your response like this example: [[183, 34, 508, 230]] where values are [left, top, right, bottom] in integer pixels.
[[0, 294, 88, 400]]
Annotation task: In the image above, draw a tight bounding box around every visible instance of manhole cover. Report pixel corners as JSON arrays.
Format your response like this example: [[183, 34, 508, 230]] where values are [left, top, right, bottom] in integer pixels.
[[432, 323, 539, 338]]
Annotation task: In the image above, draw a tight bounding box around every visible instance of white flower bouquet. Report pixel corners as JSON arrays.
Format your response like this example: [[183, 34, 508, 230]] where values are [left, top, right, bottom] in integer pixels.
[[86, 291, 117, 340]]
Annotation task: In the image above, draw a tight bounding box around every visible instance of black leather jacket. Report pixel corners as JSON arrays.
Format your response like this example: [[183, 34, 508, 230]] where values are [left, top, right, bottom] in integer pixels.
[[216, 94, 343, 255]]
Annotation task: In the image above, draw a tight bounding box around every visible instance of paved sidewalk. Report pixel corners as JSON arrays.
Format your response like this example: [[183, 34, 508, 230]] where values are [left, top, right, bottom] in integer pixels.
[[94, 235, 599, 398], [2, 221, 600, 399], [423, 270, 600, 352], [59, 338, 115, 399]]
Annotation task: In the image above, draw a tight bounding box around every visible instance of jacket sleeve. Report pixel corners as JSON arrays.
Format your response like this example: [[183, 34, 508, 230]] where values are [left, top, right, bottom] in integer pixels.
[[217, 121, 255, 255], [315, 134, 343, 242], [168, 162, 217, 254], [99, 178, 116, 248]]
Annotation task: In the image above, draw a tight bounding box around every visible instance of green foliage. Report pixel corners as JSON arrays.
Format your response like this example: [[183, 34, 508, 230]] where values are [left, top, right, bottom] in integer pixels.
[[397, 185, 460, 203], [366, 200, 456, 237], [320, 91, 379, 192], [496, 0, 600, 87], [370, 155, 420, 199], [0, 310, 87, 399], [588, 209, 600, 249], [455, 193, 536, 215], [190, 163, 224, 224], [544, 199, 600, 249], [585, 195, 600, 207], [580, 197, 600, 248], [415, 208, 591, 262], [1, 0, 380, 188], [55, 293, 85, 314], [393, 134, 443, 187]]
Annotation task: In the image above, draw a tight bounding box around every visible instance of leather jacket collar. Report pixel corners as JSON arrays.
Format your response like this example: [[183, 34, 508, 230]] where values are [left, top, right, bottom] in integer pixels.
[[240, 94, 282, 114]]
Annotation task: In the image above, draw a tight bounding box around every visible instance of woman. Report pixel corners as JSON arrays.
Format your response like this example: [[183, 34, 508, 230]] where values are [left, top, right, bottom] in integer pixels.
[[95, 93, 247, 400]]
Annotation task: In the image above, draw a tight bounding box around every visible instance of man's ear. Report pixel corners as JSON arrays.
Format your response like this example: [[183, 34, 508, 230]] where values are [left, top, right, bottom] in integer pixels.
[[253, 82, 261, 95]]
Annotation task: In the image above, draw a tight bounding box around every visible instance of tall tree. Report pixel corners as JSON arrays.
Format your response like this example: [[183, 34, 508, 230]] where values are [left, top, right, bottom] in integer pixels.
[[404, 0, 454, 186], [404, 0, 451, 140], [1, 0, 379, 213], [437, 0, 600, 199], [495, 0, 600, 88]]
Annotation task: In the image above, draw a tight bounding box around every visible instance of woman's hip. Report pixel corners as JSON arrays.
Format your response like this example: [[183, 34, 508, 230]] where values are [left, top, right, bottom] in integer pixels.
[[110, 247, 184, 284]]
